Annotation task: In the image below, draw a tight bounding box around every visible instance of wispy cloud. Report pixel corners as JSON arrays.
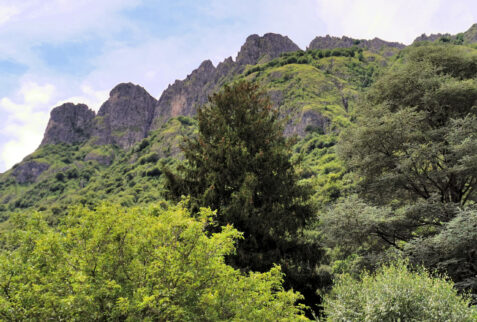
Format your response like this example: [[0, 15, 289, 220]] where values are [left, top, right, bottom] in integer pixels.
[[316, 0, 477, 44]]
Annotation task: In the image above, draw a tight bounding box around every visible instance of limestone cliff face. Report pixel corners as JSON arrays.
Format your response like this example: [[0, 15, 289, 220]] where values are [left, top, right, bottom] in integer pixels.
[[93, 83, 157, 149], [308, 35, 404, 56], [151, 33, 301, 130], [235, 33, 300, 65], [152, 60, 216, 128], [40, 103, 95, 146], [464, 24, 477, 43]]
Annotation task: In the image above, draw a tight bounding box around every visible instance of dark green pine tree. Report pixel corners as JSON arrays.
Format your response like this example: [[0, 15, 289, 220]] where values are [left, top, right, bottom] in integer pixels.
[[165, 80, 316, 273]]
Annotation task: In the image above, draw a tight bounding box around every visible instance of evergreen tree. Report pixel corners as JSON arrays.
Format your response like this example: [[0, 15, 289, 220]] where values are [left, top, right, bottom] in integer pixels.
[[166, 80, 314, 271]]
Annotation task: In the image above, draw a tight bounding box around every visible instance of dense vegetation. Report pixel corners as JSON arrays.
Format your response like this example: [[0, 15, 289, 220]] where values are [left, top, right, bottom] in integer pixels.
[[1, 40, 477, 320], [164, 81, 321, 311], [0, 203, 307, 320]]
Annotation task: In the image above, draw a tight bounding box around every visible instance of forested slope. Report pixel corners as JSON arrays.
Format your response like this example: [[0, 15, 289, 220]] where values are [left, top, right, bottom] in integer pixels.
[[1, 26, 477, 320]]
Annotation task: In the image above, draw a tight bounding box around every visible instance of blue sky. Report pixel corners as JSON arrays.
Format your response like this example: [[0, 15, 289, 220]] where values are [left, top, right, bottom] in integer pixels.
[[1, 0, 477, 172]]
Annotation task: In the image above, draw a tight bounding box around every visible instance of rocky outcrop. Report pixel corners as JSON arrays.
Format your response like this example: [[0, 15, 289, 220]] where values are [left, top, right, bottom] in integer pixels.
[[413, 33, 444, 43], [236, 33, 300, 65], [464, 23, 477, 43], [152, 60, 217, 128], [284, 110, 330, 137], [93, 83, 157, 149], [414, 24, 477, 44], [308, 35, 404, 55], [151, 33, 301, 129], [12, 161, 50, 184], [41, 103, 95, 146]]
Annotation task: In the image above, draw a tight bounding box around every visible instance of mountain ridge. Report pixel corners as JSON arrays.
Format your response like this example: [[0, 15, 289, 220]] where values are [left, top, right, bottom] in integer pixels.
[[39, 32, 403, 152]]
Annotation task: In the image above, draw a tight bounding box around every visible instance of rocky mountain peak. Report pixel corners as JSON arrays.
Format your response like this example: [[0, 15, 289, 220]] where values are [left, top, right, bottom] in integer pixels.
[[196, 59, 215, 73], [99, 83, 154, 115], [94, 82, 157, 149], [41, 103, 95, 146], [151, 33, 301, 130], [413, 24, 477, 44], [464, 23, 477, 43], [308, 35, 404, 55], [236, 33, 301, 65]]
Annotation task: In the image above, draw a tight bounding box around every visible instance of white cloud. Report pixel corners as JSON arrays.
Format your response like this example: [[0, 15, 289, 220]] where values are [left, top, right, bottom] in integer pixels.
[[0, 81, 54, 171], [56, 84, 108, 112], [0, 4, 19, 25], [315, 0, 477, 44], [20, 82, 55, 106]]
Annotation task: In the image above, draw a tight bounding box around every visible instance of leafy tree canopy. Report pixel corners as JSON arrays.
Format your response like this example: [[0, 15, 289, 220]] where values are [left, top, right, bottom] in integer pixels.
[[339, 44, 477, 205], [0, 203, 307, 321], [322, 260, 477, 321]]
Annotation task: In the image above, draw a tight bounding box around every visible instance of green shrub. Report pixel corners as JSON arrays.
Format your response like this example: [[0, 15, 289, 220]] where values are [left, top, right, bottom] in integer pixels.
[[322, 261, 477, 321], [137, 139, 149, 152], [0, 204, 307, 321], [66, 168, 79, 179], [145, 167, 162, 177], [139, 152, 159, 165], [55, 172, 65, 182]]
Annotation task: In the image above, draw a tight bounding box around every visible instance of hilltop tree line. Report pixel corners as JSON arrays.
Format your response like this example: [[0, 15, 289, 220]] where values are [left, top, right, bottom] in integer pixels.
[[0, 43, 477, 320]]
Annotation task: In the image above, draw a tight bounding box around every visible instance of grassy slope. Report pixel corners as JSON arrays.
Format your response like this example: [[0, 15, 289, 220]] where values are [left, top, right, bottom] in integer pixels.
[[0, 47, 392, 220]]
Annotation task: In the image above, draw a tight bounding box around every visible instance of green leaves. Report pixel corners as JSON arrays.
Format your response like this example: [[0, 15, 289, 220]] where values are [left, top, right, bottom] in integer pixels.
[[0, 204, 307, 321], [339, 44, 477, 205], [166, 81, 315, 269], [322, 260, 477, 321]]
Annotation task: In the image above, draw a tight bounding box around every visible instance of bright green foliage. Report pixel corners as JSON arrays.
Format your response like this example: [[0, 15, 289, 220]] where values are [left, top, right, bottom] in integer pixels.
[[0, 203, 307, 321], [322, 261, 477, 321], [339, 44, 477, 205]]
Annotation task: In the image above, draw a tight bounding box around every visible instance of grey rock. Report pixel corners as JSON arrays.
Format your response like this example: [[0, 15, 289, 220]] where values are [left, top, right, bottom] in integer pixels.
[[284, 110, 330, 137], [152, 60, 217, 129], [236, 33, 300, 65], [93, 83, 157, 149], [12, 161, 50, 184], [152, 33, 301, 129], [464, 23, 477, 43], [41, 103, 95, 146], [413, 33, 445, 43], [413, 24, 477, 44], [308, 35, 404, 55]]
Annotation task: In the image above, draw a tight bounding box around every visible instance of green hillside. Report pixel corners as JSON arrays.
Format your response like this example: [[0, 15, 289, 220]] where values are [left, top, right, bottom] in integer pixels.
[[2, 40, 477, 319], [0, 46, 387, 221]]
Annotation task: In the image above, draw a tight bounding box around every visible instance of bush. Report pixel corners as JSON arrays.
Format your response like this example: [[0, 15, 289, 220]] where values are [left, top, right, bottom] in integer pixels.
[[145, 167, 162, 177], [0, 204, 307, 321], [55, 172, 65, 182], [322, 260, 477, 321], [139, 152, 159, 165], [66, 168, 79, 179]]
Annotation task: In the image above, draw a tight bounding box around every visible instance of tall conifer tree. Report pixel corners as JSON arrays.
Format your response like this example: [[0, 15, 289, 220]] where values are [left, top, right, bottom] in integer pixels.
[[165, 80, 315, 273]]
